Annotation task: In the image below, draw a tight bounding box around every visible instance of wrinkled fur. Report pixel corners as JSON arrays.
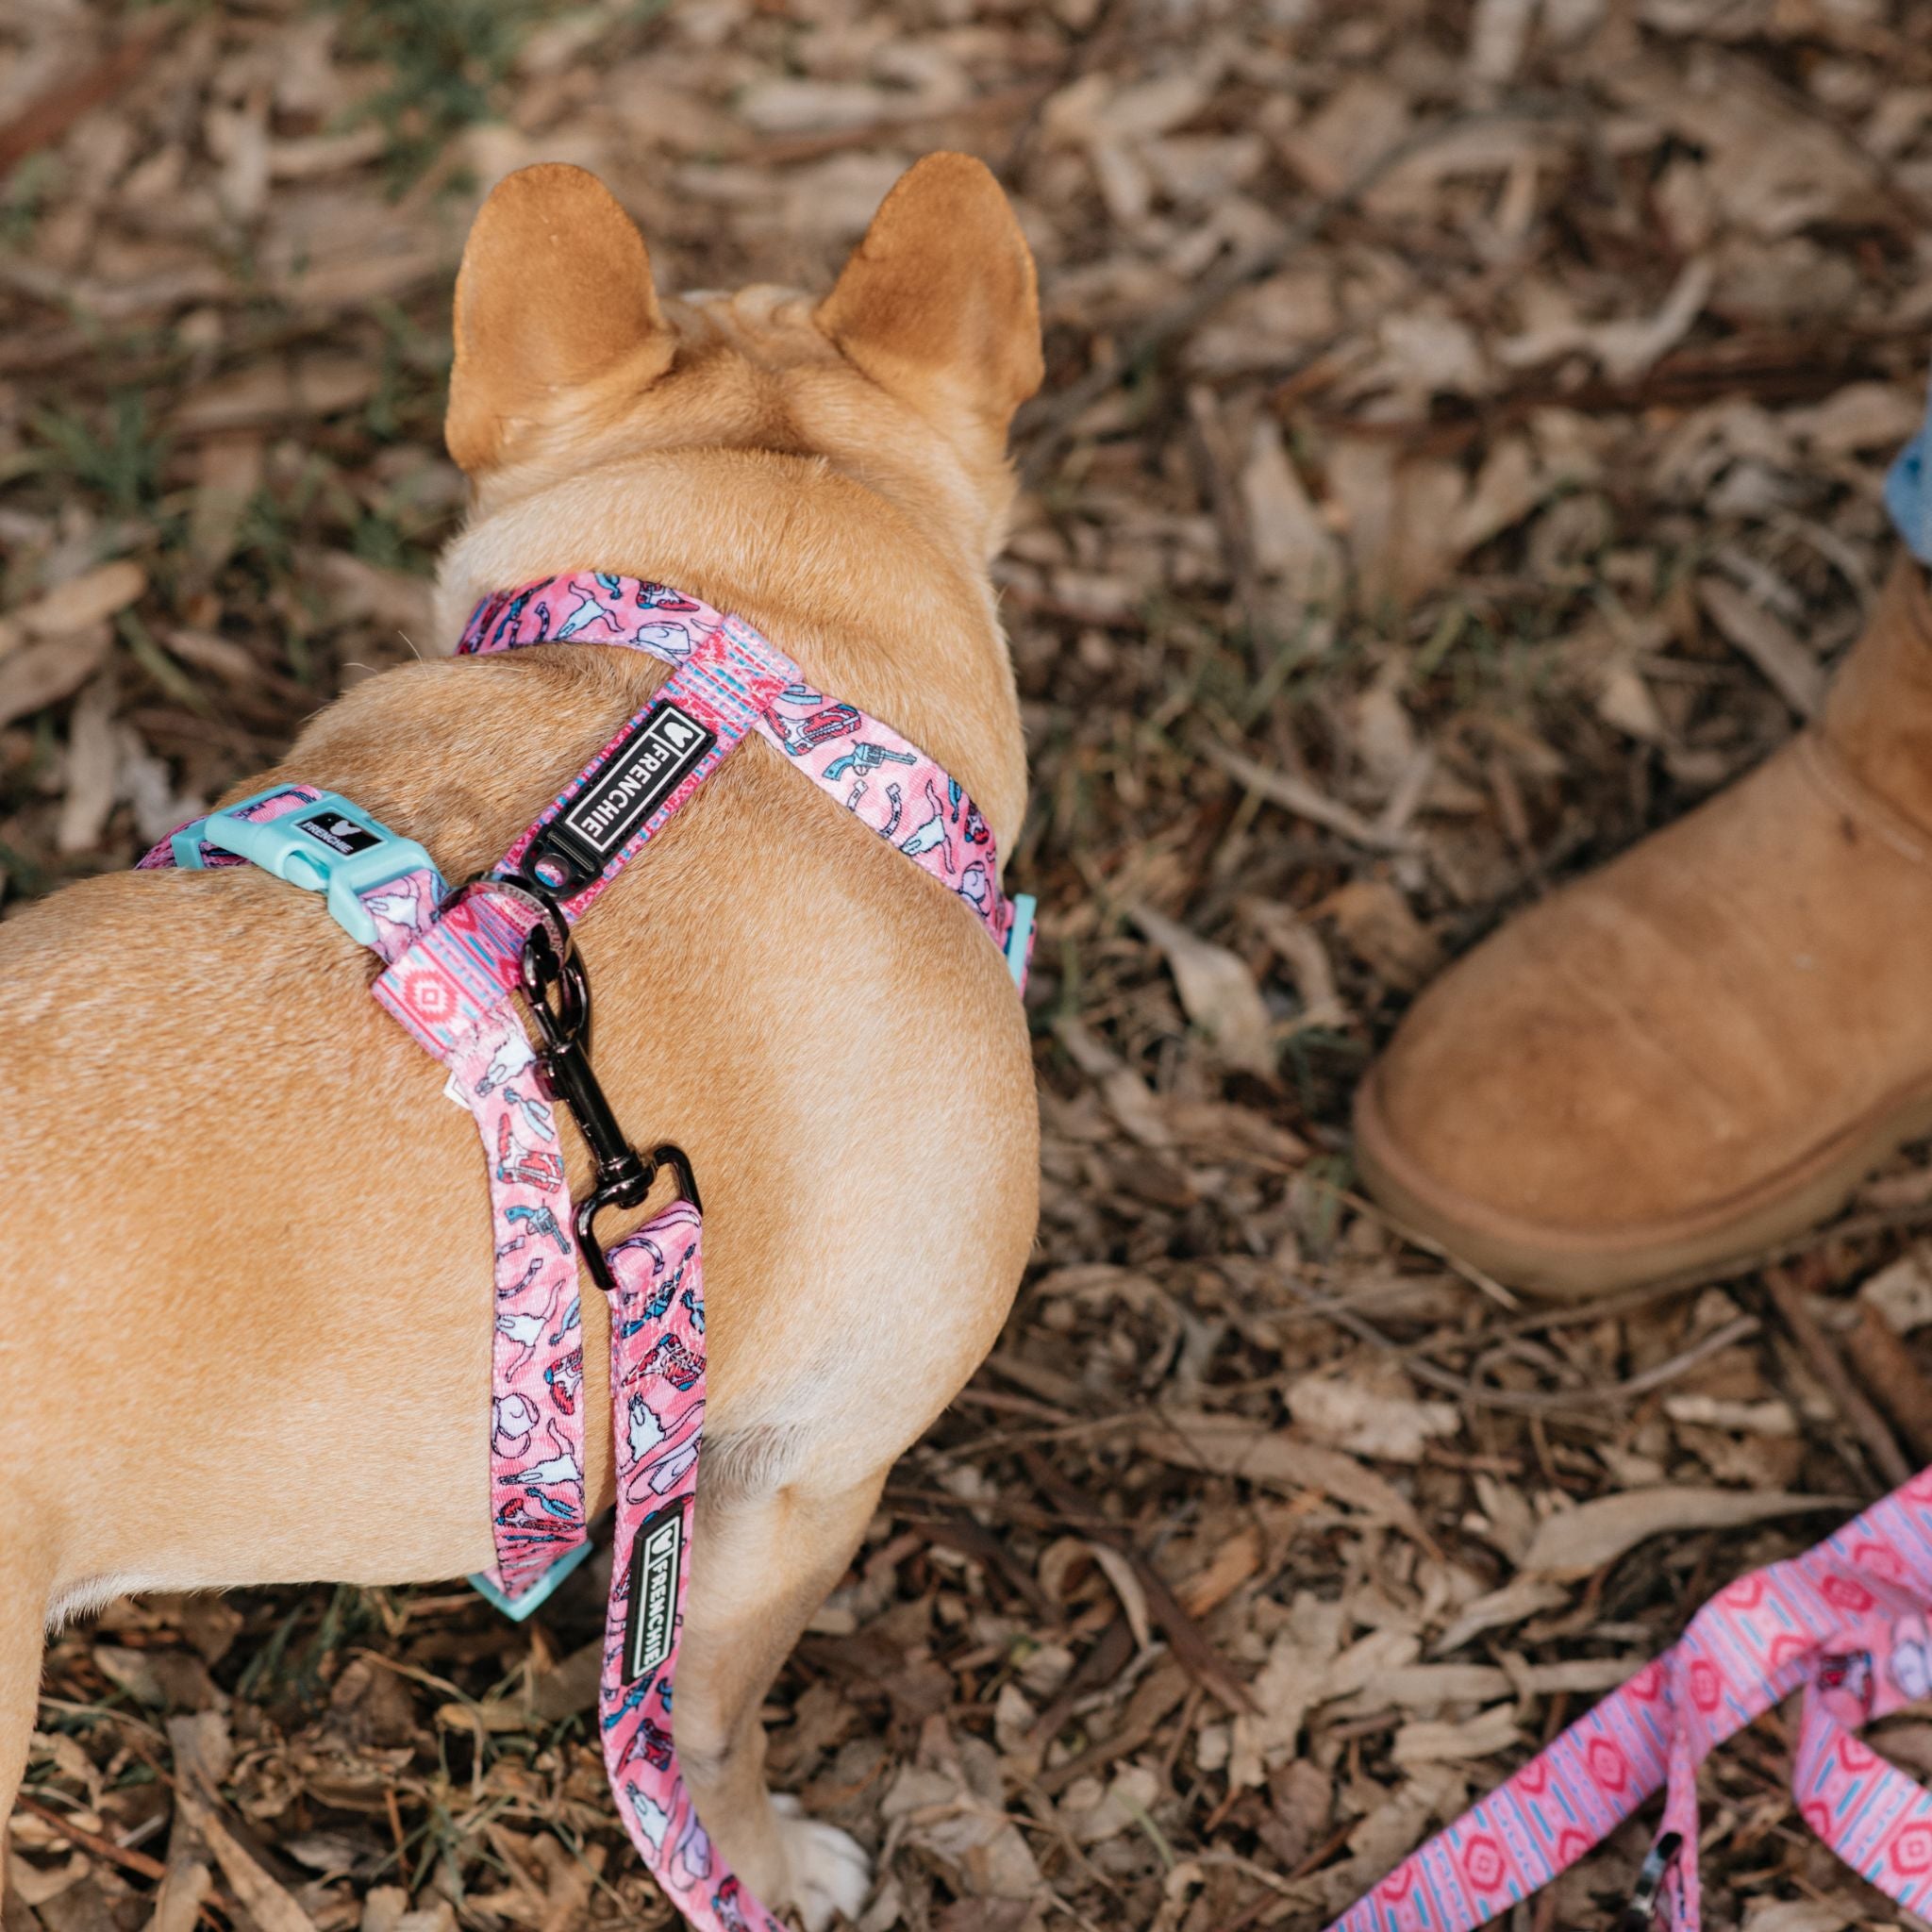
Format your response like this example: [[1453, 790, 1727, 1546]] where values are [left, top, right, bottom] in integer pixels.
[[0, 155, 1041, 1928]]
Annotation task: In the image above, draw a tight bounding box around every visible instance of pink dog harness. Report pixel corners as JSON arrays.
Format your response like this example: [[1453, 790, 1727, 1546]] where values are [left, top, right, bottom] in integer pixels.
[[1327, 1464, 1932, 1931], [140, 573, 1033, 1932]]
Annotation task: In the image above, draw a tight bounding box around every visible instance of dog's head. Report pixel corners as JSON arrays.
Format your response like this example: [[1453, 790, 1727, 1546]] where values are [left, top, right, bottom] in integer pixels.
[[443, 155, 1041, 564]]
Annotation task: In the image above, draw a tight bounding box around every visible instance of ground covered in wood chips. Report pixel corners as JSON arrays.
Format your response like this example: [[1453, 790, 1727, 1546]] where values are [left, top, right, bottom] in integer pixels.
[[14, 1, 1932, 1928]]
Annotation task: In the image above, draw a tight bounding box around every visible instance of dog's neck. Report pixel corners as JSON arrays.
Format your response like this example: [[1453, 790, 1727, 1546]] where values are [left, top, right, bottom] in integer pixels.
[[434, 449, 1026, 853]]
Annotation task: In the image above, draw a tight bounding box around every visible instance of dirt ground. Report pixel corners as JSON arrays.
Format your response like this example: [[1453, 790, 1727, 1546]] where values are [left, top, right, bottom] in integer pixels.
[[11, 2, 1932, 1929]]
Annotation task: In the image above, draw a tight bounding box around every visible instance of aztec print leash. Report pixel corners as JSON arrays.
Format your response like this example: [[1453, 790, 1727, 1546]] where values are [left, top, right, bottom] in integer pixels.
[[1328, 1464, 1932, 1932], [139, 575, 1034, 1932]]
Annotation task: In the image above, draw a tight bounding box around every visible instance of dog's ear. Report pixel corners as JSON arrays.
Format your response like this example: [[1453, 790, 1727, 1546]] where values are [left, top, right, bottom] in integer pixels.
[[816, 153, 1042, 460], [446, 164, 674, 475]]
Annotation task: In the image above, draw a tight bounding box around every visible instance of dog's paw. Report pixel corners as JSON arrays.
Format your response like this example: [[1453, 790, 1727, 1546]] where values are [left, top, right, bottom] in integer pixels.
[[771, 1792, 870, 1931]]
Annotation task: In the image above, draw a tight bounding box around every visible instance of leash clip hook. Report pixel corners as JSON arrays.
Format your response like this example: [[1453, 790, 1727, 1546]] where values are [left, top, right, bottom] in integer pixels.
[[518, 923, 700, 1291], [1618, 1830, 1683, 1932]]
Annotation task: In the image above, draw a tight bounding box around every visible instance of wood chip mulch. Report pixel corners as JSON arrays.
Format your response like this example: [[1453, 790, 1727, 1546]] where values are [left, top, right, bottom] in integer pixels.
[[8, 3, 1932, 1929]]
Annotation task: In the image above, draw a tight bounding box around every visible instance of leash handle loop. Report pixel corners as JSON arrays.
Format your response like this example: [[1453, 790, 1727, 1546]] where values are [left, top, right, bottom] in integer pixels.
[[1326, 1467, 1932, 1932]]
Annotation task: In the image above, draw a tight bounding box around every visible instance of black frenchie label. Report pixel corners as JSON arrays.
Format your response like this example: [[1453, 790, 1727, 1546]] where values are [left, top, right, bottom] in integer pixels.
[[296, 810, 382, 857], [624, 1506, 684, 1682], [538, 700, 715, 885]]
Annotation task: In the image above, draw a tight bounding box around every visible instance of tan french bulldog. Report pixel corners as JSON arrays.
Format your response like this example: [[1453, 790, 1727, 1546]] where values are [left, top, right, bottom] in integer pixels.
[[0, 154, 1042, 1929]]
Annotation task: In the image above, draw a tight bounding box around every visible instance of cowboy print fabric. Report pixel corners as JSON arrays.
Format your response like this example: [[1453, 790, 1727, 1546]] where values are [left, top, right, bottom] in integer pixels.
[[600, 1202, 783, 1932], [1328, 1464, 1932, 1932], [458, 572, 1027, 963], [449, 1008, 594, 1596]]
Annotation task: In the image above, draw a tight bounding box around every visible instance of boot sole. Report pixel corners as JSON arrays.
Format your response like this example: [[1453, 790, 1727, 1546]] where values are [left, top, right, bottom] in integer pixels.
[[1352, 1065, 1932, 1301]]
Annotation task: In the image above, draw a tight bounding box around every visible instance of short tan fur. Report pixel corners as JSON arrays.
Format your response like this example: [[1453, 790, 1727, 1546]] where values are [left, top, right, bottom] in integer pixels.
[[0, 154, 1042, 1929]]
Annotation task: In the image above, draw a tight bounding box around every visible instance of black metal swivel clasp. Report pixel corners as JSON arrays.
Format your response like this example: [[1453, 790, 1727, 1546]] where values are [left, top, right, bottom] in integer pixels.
[[1618, 1831, 1683, 1932], [518, 915, 700, 1291]]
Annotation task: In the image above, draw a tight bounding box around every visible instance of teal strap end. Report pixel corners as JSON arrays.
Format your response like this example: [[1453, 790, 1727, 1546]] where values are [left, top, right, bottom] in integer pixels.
[[1005, 892, 1036, 991], [469, 1539, 596, 1622], [169, 817, 214, 870]]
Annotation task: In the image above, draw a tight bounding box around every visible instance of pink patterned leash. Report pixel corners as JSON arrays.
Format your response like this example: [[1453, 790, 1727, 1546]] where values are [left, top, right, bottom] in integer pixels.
[[598, 1206, 764, 1928], [141, 576, 1030, 1932], [1328, 1466, 1932, 1932]]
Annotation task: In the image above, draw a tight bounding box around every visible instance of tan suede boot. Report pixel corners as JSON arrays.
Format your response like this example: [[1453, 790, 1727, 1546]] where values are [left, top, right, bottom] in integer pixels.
[[1355, 558, 1932, 1298]]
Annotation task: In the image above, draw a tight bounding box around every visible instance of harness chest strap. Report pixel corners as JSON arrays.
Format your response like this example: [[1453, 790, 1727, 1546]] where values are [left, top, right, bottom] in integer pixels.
[[1327, 1464, 1932, 1932], [141, 575, 1032, 1932]]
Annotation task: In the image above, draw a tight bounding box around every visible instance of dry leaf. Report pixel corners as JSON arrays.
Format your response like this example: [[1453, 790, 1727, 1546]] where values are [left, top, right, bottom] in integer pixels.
[[1698, 576, 1826, 718], [56, 676, 118, 854], [1241, 417, 1340, 594], [1499, 258, 1712, 381], [1210, 745, 1415, 853], [1391, 1701, 1520, 1766], [1244, 899, 1348, 1032], [881, 1726, 1041, 1899], [191, 434, 266, 571], [1467, 0, 1537, 81], [174, 1779, 321, 1932], [1177, 1525, 1262, 1617], [1786, 383, 1923, 457], [1324, 1627, 1420, 1701], [1595, 658, 1668, 743], [174, 355, 377, 433], [1054, 1016, 1174, 1150], [1227, 1595, 1341, 1789], [10, 561, 145, 639], [1523, 1487, 1849, 1578], [1060, 1764, 1161, 1845], [5, 1849, 89, 1908], [1862, 1254, 1932, 1334], [1433, 1576, 1572, 1654], [1141, 1411, 1427, 1539], [1132, 905, 1275, 1076], [1367, 1663, 1509, 1708], [1287, 1370, 1457, 1465], [1740, 1905, 1855, 1932], [1085, 1542, 1153, 1651], [0, 625, 113, 731], [1451, 436, 1544, 558], [363, 1890, 458, 1932], [1315, 879, 1443, 991], [311, 554, 434, 641]]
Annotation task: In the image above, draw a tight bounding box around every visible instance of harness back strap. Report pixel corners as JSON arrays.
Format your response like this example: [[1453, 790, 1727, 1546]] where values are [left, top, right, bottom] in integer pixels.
[[462, 573, 1024, 953]]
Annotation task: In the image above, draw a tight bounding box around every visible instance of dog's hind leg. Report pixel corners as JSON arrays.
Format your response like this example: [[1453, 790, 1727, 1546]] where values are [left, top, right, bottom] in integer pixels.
[[0, 1553, 53, 1906], [674, 1462, 882, 1932]]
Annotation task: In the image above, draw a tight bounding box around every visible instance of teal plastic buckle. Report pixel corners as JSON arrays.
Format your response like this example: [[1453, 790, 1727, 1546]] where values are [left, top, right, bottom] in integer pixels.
[[173, 788, 440, 949], [1005, 891, 1036, 990], [469, 1541, 595, 1623]]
